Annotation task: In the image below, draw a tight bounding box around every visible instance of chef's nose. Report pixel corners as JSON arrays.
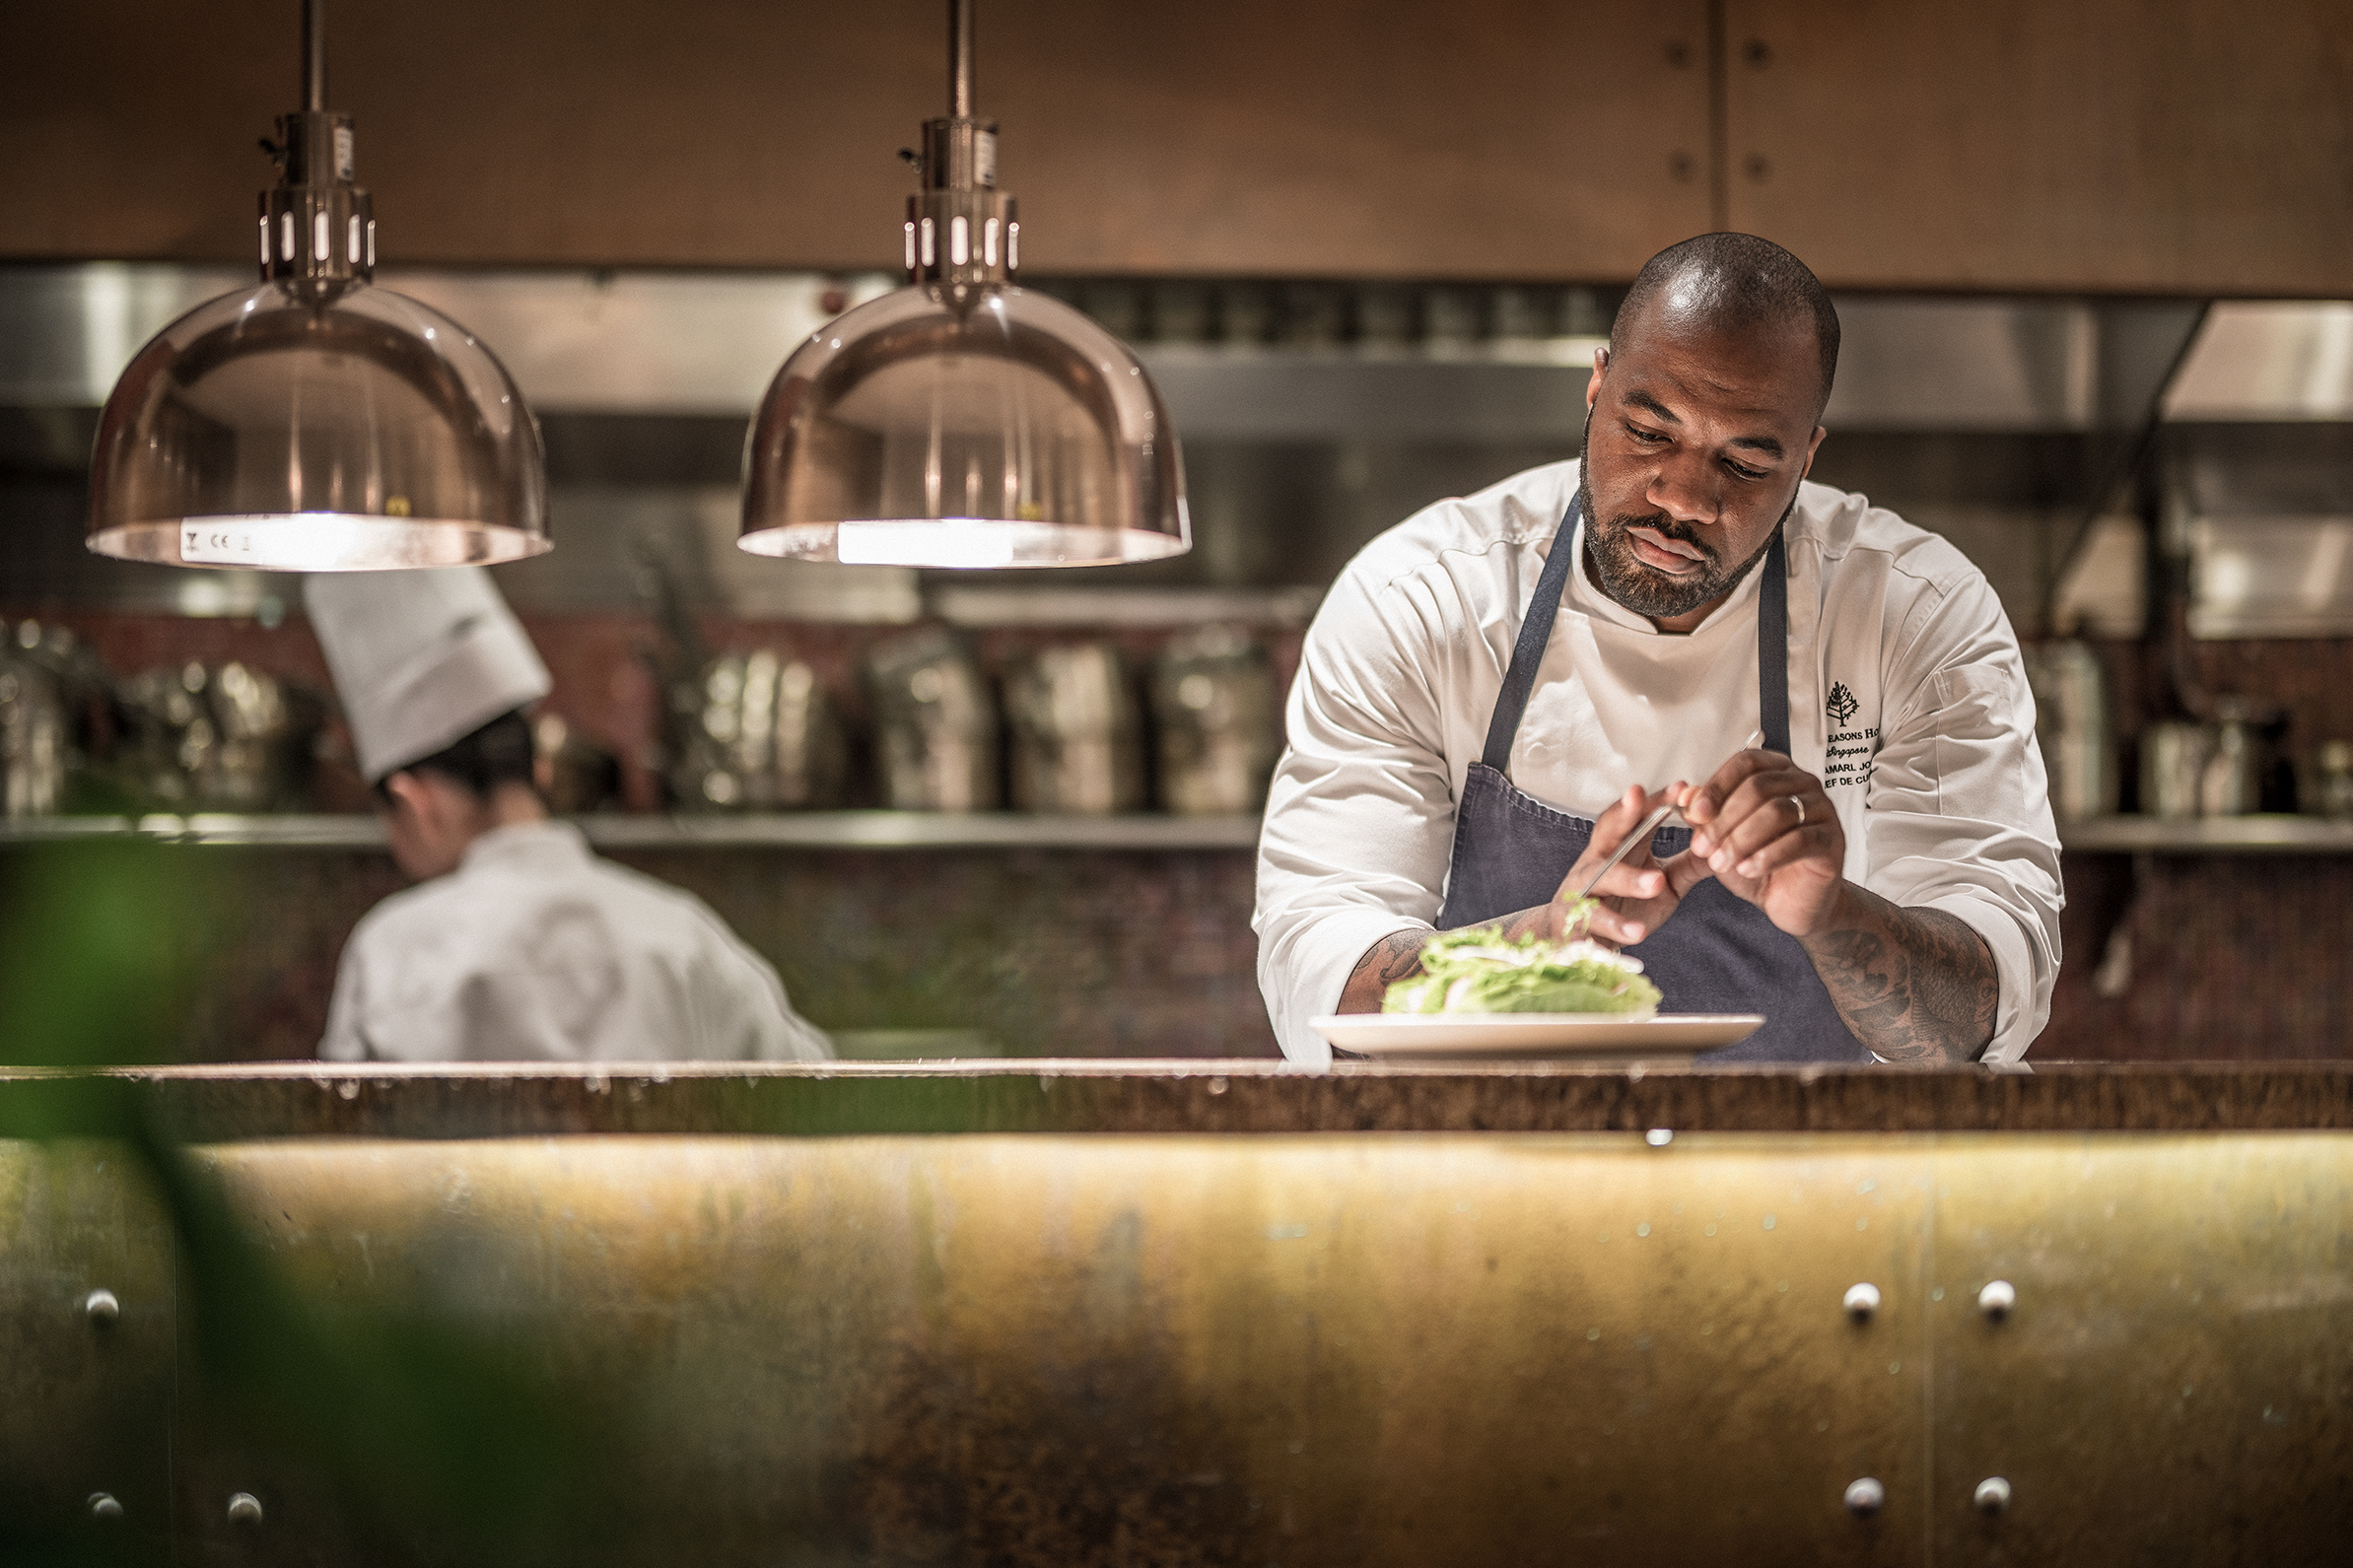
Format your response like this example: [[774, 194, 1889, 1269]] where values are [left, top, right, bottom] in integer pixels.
[[1644, 451, 1720, 526]]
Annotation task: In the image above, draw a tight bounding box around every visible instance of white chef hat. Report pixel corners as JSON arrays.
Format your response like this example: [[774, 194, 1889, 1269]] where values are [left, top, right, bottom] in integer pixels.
[[305, 568, 551, 783]]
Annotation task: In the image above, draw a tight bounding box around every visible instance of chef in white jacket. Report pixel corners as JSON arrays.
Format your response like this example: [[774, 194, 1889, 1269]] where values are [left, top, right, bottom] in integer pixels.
[[1256, 234, 2062, 1068], [309, 567, 831, 1062]]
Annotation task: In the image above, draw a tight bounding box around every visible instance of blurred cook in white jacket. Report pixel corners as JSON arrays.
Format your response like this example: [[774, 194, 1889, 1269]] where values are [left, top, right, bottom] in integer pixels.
[[308, 567, 830, 1063]]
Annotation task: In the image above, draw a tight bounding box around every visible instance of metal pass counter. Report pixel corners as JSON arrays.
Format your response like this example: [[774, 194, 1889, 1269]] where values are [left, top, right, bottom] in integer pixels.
[[3, 1060, 2349, 1565]]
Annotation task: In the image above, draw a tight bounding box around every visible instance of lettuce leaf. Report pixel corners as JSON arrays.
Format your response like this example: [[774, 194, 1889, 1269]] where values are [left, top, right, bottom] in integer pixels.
[[1381, 914, 1661, 1016]]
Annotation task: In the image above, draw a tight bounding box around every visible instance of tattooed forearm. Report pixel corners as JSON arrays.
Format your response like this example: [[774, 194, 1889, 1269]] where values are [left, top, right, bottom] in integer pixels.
[[1800, 884, 1998, 1064], [1337, 927, 1433, 1013]]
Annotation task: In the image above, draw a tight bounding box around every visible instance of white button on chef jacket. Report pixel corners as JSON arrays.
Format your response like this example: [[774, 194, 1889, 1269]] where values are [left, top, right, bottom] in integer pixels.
[[1254, 458, 2062, 1067], [321, 820, 831, 1063]]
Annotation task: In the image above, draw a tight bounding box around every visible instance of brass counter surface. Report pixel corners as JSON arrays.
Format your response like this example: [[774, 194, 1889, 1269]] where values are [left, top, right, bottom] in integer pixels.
[[5, 1057, 2350, 1139], [5, 1063, 2351, 1563]]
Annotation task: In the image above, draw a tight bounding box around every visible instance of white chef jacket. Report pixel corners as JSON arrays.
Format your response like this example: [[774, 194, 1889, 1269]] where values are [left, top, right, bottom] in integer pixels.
[[1254, 458, 2062, 1067], [321, 821, 831, 1062]]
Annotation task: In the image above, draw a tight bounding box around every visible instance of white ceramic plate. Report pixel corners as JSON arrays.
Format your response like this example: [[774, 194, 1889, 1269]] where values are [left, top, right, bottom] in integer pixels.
[[1309, 1012, 1765, 1063]]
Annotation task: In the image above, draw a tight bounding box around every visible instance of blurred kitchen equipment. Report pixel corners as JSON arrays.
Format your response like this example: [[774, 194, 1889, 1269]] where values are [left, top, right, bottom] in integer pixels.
[[1151, 626, 1280, 816], [0, 638, 67, 817], [2139, 721, 2213, 820], [2313, 740, 2353, 820], [119, 660, 320, 810], [1006, 642, 1142, 814], [2023, 640, 2116, 821], [531, 713, 624, 815], [2199, 698, 2263, 816], [672, 649, 848, 810], [867, 630, 998, 811]]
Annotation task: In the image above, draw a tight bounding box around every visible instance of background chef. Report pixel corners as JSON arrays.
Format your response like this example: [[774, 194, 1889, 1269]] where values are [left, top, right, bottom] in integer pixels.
[[308, 567, 831, 1063], [1255, 233, 2062, 1069]]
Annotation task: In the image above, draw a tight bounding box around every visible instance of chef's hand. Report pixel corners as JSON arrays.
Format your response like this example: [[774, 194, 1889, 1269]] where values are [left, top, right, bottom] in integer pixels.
[[1680, 747, 1843, 936], [1547, 784, 1689, 947]]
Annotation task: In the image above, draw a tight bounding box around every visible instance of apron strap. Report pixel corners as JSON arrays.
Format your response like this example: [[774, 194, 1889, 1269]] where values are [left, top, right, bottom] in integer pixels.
[[1758, 528, 1790, 756], [1480, 496, 1584, 774], [1478, 495, 1794, 776]]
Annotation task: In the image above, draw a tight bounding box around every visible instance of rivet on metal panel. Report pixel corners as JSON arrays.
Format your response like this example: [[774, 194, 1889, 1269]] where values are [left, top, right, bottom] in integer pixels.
[[227, 1492, 264, 1527], [83, 1288, 119, 1326], [1974, 1475, 2013, 1515], [1645, 1127, 1674, 1146], [87, 1493, 124, 1521], [1843, 1476, 1886, 1516], [1207, 1076, 1228, 1095], [1978, 1278, 2017, 1321], [1842, 1282, 1882, 1323]]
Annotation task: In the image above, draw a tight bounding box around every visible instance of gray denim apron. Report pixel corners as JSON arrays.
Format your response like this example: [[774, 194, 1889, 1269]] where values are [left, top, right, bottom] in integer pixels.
[[1434, 499, 1869, 1063]]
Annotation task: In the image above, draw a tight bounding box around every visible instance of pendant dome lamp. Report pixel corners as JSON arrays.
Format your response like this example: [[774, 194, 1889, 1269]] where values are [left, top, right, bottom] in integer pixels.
[[740, 0, 1189, 569], [87, 0, 548, 571]]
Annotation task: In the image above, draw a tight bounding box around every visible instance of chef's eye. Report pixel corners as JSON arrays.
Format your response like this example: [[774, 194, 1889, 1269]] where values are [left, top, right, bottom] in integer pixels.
[[1723, 458, 1766, 480], [1624, 424, 1669, 444]]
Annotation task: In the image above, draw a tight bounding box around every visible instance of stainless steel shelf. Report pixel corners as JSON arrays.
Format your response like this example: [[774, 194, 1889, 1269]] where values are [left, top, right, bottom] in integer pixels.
[[2060, 815, 2353, 852], [0, 812, 1265, 852]]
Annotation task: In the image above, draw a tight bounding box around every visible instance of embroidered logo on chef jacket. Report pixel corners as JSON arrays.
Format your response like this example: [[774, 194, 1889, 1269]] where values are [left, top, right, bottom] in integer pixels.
[[1823, 680, 1878, 790]]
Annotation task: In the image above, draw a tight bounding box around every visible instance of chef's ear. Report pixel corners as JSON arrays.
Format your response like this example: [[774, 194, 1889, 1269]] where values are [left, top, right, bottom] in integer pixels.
[[1801, 422, 1829, 481], [1585, 345, 1610, 411], [379, 770, 428, 819]]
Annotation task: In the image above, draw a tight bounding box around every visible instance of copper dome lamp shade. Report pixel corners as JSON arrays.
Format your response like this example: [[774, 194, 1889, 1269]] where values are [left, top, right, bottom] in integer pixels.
[[739, 0, 1189, 569], [86, 0, 548, 572]]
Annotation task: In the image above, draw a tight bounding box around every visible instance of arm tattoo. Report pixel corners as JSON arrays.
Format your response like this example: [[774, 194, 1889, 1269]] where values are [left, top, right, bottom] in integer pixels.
[[1337, 928, 1431, 1013], [1801, 886, 1999, 1064]]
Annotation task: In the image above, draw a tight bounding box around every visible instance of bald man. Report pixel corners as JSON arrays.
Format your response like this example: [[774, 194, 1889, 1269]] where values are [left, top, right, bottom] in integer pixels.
[[1255, 234, 2061, 1067]]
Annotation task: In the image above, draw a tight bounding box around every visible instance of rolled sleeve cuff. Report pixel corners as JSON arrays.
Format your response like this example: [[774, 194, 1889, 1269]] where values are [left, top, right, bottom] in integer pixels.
[[1264, 910, 1435, 1067], [1919, 891, 2044, 1066]]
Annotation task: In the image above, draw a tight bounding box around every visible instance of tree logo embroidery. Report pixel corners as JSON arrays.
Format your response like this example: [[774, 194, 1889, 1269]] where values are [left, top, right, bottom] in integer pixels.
[[1827, 682, 1860, 727]]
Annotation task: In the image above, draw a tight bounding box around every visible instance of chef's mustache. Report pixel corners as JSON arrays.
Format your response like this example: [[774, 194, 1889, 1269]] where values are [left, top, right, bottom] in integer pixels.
[[1606, 511, 1720, 568]]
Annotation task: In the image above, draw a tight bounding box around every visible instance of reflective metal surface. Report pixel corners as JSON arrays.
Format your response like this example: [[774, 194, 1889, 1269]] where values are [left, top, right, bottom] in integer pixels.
[[1005, 642, 1143, 813], [4, 1125, 2348, 1562], [82, 0, 552, 573], [88, 280, 549, 569], [740, 285, 1191, 567], [1150, 626, 1281, 817], [865, 630, 999, 811], [670, 649, 849, 811], [0, 266, 2218, 436], [2166, 303, 2353, 421]]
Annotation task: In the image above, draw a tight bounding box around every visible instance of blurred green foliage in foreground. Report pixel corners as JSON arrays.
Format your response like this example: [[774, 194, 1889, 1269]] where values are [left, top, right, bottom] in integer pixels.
[[0, 842, 617, 1566]]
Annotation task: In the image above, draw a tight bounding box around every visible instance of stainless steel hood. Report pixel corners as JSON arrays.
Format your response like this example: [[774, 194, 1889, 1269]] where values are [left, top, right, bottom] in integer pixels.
[[1, 263, 2203, 434]]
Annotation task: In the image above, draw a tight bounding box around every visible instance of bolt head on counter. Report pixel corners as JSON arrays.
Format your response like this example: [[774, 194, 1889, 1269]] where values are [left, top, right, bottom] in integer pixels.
[[1842, 1281, 1882, 1322], [1844, 1476, 1886, 1516], [87, 1492, 124, 1521], [1978, 1278, 2017, 1320], [1975, 1475, 2014, 1514], [82, 1288, 119, 1326], [227, 1492, 264, 1526]]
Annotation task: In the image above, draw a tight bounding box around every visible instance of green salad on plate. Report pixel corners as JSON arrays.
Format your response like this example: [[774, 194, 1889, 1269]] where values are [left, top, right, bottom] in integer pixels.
[[1381, 906, 1662, 1017]]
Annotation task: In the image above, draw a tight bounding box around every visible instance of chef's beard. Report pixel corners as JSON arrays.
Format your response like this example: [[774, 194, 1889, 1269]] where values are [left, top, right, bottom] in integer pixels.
[[1576, 420, 1796, 621]]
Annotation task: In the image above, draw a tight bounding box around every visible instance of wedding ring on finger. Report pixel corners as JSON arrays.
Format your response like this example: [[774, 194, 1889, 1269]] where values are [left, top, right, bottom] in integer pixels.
[[1783, 794, 1807, 826]]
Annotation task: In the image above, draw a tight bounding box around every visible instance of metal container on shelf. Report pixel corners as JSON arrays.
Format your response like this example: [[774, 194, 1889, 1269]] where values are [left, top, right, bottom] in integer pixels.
[[2022, 640, 2114, 821], [531, 714, 625, 815], [2314, 739, 2353, 820], [0, 640, 66, 817], [2139, 721, 2214, 820], [2199, 699, 2264, 816], [867, 630, 998, 812], [1150, 626, 1280, 817], [673, 649, 847, 811], [119, 659, 318, 811], [1005, 642, 1143, 815]]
